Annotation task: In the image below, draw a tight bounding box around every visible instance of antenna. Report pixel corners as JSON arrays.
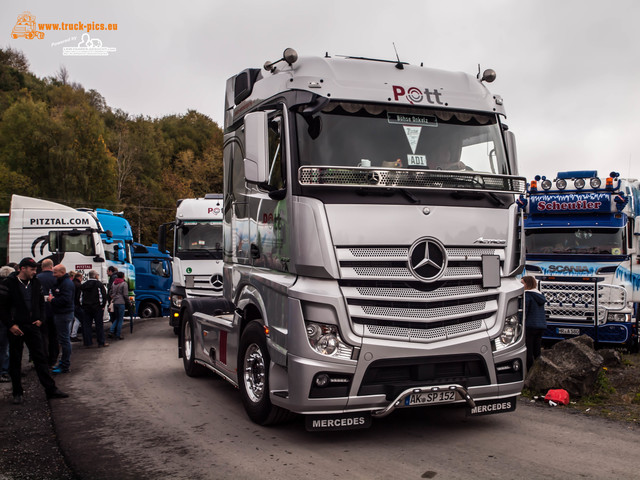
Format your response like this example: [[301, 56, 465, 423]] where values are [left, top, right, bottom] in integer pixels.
[[393, 43, 404, 70]]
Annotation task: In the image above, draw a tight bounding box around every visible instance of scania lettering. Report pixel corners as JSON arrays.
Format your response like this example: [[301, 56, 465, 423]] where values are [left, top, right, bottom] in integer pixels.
[[158, 194, 223, 333], [178, 49, 526, 430], [8, 195, 108, 282], [523, 171, 640, 350]]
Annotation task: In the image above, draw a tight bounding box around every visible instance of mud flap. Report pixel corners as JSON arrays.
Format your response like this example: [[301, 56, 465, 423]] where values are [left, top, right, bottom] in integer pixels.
[[466, 396, 518, 416]]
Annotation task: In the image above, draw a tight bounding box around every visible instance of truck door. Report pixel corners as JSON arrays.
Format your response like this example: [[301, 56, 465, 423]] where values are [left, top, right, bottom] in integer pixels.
[[250, 111, 290, 272]]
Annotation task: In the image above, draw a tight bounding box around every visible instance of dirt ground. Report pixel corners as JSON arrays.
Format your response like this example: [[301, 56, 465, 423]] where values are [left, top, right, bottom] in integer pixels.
[[1, 351, 639, 479]]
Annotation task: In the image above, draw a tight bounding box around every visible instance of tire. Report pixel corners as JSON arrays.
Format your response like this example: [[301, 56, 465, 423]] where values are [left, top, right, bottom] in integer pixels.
[[139, 301, 160, 319], [173, 326, 180, 336], [238, 320, 293, 425], [182, 310, 207, 377]]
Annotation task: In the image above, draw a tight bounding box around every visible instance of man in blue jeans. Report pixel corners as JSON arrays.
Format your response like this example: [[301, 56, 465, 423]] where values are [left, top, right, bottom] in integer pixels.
[[48, 264, 75, 374]]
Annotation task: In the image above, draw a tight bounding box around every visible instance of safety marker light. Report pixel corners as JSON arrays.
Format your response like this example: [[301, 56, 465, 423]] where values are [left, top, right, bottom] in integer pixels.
[[606, 177, 614, 188], [529, 180, 537, 191]]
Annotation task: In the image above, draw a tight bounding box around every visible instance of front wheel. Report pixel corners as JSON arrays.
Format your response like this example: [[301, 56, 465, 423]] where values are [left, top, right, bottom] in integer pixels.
[[139, 301, 159, 319], [182, 310, 207, 377], [238, 321, 292, 425]]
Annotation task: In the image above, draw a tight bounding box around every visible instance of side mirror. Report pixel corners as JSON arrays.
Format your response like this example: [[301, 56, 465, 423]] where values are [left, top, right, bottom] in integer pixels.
[[48, 232, 59, 252], [158, 223, 172, 254], [504, 131, 518, 176], [105, 230, 113, 239], [244, 111, 270, 184]]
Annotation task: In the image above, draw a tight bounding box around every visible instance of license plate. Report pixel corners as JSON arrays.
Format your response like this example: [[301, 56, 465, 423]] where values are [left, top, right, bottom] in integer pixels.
[[557, 327, 580, 335], [404, 390, 457, 407], [305, 412, 372, 431]]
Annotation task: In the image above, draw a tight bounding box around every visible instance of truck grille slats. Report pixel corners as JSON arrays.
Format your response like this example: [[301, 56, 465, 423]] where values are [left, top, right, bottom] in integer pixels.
[[337, 245, 502, 341]]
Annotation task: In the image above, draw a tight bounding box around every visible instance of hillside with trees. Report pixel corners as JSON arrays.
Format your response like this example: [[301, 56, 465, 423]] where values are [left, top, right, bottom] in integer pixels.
[[0, 47, 223, 244]]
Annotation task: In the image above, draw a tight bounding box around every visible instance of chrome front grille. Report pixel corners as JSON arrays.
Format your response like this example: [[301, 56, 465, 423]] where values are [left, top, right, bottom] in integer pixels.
[[540, 280, 627, 326], [185, 274, 223, 297], [337, 245, 502, 342], [540, 281, 597, 325]]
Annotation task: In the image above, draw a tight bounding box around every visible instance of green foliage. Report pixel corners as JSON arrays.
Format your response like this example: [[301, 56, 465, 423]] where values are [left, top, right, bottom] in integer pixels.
[[0, 47, 223, 243]]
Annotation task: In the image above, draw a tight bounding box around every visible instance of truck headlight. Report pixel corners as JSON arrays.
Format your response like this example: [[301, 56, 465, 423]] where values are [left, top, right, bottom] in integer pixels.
[[305, 322, 353, 359], [171, 294, 183, 308], [496, 314, 522, 350], [607, 312, 628, 323]]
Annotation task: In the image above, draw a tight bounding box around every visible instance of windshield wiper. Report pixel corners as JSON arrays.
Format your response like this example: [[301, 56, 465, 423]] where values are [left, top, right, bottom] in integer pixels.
[[450, 190, 505, 207], [356, 187, 419, 204]]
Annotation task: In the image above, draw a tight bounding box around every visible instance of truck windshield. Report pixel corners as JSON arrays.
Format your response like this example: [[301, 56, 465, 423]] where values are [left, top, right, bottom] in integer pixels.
[[103, 240, 133, 263], [295, 102, 509, 175], [525, 228, 626, 255], [176, 221, 223, 259]]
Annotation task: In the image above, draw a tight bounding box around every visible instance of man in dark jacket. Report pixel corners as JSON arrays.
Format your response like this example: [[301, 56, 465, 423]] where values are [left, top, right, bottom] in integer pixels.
[[80, 270, 109, 347], [521, 275, 547, 370], [48, 264, 75, 374], [36, 259, 58, 367], [0, 258, 68, 404]]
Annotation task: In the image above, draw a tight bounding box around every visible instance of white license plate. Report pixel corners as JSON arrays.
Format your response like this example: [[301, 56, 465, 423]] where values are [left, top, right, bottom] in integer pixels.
[[404, 390, 456, 406], [557, 327, 580, 335]]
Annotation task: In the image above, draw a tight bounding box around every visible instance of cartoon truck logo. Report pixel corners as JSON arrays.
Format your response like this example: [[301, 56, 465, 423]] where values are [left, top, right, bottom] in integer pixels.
[[11, 12, 45, 40]]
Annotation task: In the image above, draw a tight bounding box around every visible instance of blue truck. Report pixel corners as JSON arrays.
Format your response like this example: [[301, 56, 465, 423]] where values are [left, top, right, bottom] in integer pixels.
[[523, 170, 640, 351], [132, 243, 172, 318], [83, 208, 136, 296]]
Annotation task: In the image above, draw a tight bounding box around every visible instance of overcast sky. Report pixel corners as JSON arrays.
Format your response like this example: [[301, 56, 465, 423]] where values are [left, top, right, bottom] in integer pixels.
[[2, 0, 639, 182]]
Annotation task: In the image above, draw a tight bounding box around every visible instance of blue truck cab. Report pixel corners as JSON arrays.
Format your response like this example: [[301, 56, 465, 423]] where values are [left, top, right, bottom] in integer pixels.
[[90, 209, 136, 295], [132, 243, 172, 318]]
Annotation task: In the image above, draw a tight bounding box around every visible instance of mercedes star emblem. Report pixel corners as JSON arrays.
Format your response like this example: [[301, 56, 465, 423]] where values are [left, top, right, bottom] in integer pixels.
[[408, 237, 447, 282]]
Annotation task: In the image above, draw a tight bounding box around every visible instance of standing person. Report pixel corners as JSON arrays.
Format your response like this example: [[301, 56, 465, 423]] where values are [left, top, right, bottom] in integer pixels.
[[70, 272, 84, 342], [36, 259, 58, 367], [106, 266, 118, 324], [0, 265, 15, 383], [108, 271, 128, 340], [0, 258, 68, 404], [521, 275, 547, 370], [80, 270, 109, 348], [48, 264, 75, 374]]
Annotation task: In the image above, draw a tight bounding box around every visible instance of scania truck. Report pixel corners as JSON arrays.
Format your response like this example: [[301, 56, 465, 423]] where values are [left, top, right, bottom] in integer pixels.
[[158, 195, 224, 332], [177, 49, 527, 430], [523, 171, 640, 350], [8, 195, 108, 281]]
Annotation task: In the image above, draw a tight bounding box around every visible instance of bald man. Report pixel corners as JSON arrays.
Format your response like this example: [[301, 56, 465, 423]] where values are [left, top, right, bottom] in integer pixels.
[[48, 264, 75, 374]]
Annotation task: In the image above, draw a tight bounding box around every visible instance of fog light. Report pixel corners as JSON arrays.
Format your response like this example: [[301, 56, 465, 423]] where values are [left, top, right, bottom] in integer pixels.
[[512, 359, 521, 372], [315, 373, 330, 387]]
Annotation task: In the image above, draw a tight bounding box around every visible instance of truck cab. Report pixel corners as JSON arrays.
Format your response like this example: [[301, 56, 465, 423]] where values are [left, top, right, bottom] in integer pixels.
[[158, 194, 224, 331], [132, 243, 172, 318], [523, 171, 640, 350]]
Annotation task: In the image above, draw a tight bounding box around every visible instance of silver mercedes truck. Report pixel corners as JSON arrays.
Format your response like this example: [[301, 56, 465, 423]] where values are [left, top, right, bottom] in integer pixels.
[[178, 49, 527, 431]]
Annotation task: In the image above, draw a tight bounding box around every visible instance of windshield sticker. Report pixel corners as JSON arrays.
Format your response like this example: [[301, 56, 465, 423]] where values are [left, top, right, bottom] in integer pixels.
[[403, 126, 422, 154], [388, 113, 438, 127], [407, 154, 427, 167]]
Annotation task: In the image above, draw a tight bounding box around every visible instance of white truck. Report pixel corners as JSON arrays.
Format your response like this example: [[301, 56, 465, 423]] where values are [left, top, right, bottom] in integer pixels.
[[8, 195, 108, 281], [158, 195, 224, 333], [178, 49, 527, 430]]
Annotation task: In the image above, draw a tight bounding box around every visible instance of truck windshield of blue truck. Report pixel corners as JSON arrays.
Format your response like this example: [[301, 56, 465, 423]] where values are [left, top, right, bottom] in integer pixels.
[[295, 102, 509, 175], [176, 221, 222, 259], [525, 228, 626, 255], [104, 239, 133, 263]]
